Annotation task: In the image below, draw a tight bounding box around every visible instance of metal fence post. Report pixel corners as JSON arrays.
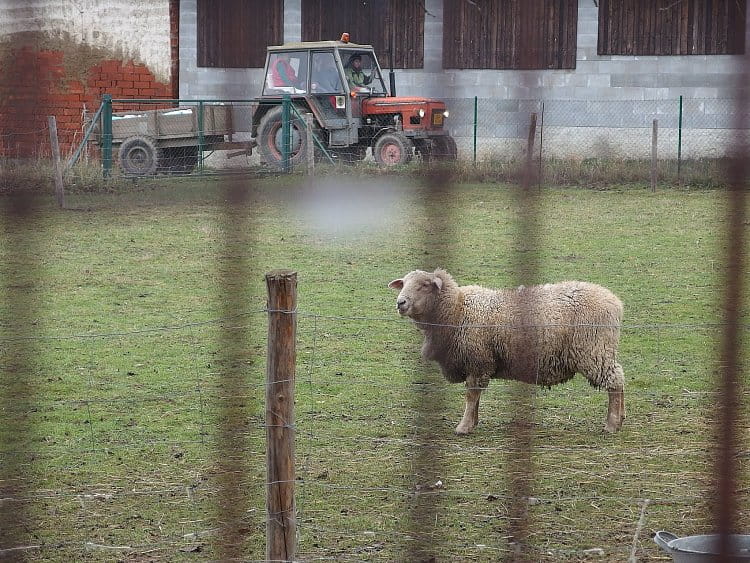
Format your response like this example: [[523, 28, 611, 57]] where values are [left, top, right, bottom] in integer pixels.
[[101, 94, 113, 178], [473, 96, 478, 164], [198, 101, 205, 173], [282, 95, 291, 173]]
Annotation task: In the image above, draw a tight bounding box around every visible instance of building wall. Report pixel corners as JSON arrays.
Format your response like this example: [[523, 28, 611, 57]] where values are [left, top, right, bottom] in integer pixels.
[[179, 0, 748, 102], [0, 0, 174, 156]]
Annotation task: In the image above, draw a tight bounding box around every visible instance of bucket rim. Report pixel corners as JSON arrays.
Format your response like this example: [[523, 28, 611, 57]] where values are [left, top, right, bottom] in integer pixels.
[[655, 531, 750, 555]]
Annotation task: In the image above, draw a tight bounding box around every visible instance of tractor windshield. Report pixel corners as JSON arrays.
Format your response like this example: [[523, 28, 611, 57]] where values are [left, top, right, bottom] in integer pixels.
[[341, 50, 386, 95], [310, 51, 345, 94], [263, 51, 309, 95]]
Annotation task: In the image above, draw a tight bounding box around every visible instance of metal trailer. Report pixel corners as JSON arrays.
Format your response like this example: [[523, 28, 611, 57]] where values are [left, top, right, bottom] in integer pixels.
[[91, 101, 257, 176]]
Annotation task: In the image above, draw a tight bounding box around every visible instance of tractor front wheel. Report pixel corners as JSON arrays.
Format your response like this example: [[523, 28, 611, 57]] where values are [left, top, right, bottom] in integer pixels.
[[373, 132, 413, 166]]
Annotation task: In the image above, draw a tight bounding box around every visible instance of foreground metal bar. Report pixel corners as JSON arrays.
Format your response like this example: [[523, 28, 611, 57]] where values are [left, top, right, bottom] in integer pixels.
[[0, 193, 40, 553], [215, 180, 254, 559], [715, 54, 748, 559]]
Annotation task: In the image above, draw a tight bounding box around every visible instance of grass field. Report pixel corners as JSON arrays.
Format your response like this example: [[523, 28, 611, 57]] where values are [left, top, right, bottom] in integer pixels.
[[0, 174, 748, 561]]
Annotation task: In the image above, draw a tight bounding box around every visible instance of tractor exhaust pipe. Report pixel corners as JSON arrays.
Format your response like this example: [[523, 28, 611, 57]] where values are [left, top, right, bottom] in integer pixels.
[[388, 19, 396, 97]]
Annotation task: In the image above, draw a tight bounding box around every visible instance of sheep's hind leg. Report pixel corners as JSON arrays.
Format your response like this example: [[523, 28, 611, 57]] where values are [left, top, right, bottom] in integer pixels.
[[604, 363, 625, 433], [455, 376, 488, 435]]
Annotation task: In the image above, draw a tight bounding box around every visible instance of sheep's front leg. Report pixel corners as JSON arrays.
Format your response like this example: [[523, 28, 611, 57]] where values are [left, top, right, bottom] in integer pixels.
[[455, 375, 488, 435], [605, 388, 625, 433], [604, 363, 626, 433]]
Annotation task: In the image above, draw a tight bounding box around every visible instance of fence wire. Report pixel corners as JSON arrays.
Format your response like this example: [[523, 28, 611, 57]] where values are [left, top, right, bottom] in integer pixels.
[[0, 87, 747, 561], [0, 308, 747, 560], [2, 97, 748, 191]]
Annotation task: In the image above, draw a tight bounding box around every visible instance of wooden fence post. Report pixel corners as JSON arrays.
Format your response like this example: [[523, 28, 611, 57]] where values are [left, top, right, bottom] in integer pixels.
[[524, 112, 538, 188], [47, 116, 65, 208], [265, 269, 297, 562], [651, 119, 658, 192], [304, 114, 315, 176]]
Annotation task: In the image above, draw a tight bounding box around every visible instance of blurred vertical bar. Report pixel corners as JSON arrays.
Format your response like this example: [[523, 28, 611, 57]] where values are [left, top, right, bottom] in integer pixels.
[[0, 192, 40, 553], [715, 47, 748, 558], [405, 164, 454, 561], [677, 95, 683, 183], [504, 114, 541, 560], [215, 178, 253, 559], [282, 96, 291, 173]]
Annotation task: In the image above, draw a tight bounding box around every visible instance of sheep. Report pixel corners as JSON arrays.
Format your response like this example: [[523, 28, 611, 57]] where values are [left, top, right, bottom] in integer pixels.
[[388, 269, 625, 434]]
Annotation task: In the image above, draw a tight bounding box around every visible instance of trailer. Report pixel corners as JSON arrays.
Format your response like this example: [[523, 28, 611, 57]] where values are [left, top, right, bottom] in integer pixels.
[[93, 103, 257, 176]]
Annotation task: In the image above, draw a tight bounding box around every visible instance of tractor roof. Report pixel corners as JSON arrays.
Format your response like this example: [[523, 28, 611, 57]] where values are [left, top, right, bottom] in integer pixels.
[[267, 40, 374, 52]]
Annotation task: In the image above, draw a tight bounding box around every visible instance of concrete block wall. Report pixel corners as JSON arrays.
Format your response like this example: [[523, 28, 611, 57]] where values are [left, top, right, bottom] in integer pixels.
[[394, 0, 747, 102], [177, 0, 747, 145]]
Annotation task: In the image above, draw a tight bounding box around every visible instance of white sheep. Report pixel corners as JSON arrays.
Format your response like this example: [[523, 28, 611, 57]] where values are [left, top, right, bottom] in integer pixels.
[[388, 269, 625, 434]]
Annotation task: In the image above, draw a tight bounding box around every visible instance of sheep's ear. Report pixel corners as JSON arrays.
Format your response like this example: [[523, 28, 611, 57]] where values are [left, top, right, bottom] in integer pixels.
[[432, 276, 443, 291], [388, 279, 404, 290]]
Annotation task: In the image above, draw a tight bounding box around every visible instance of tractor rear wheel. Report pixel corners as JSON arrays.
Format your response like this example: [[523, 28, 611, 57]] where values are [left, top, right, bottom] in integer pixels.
[[257, 105, 314, 169], [373, 132, 413, 166]]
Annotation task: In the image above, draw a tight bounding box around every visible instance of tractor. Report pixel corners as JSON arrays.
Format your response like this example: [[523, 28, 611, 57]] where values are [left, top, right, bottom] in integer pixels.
[[252, 33, 457, 168]]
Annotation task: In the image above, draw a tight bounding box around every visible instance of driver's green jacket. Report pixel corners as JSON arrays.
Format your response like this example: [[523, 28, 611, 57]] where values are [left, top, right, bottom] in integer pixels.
[[346, 68, 372, 87]]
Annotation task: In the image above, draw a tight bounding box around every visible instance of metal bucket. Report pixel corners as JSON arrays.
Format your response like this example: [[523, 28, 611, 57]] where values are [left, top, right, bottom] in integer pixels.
[[654, 531, 750, 562]]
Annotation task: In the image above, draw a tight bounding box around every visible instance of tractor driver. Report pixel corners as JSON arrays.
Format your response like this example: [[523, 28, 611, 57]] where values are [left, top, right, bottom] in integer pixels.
[[345, 54, 372, 89]]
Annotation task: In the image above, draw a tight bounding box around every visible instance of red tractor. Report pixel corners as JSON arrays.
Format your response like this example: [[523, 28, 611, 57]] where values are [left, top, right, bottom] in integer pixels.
[[252, 34, 457, 168]]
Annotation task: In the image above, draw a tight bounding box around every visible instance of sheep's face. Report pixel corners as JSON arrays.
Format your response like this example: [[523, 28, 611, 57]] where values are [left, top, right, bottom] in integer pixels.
[[388, 270, 443, 319]]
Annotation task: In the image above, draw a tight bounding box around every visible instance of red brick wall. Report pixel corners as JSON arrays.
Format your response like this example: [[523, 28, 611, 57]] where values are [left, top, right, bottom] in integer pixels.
[[0, 48, 173, 159]]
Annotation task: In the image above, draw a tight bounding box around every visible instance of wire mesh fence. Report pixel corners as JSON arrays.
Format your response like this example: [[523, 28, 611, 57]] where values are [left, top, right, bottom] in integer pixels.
[[2, 97, 747, 191], [0, 306, 747, 560], [0, 86, 747, 561]]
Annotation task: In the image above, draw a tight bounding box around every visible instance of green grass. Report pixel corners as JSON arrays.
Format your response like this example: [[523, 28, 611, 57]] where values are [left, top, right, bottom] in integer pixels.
[[0, 175, 748, 561]]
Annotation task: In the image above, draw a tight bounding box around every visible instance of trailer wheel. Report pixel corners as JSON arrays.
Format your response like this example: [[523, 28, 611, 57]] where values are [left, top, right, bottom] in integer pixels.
[[373, 132, 413, 166], [257, 106, 314, 169], [118, 136, 160, 176], [431, 135, 458, 160]]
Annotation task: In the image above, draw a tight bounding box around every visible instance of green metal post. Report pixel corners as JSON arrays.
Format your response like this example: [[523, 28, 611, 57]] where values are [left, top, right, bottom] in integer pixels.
[[101, 94, 113, 178], [677, 95, 683, 182], [198, 101, 205, 173], [282, 95, 291, 173], [473, 96, 478, 164]]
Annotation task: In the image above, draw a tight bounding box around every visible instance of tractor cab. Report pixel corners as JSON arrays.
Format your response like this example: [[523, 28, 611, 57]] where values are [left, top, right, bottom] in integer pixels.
[[262, 46, 387, 98], [253, 34, 457, 168]]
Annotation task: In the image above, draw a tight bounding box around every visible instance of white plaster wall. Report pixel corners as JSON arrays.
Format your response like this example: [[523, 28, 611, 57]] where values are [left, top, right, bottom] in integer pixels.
[[0, 0, 171, 82]]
